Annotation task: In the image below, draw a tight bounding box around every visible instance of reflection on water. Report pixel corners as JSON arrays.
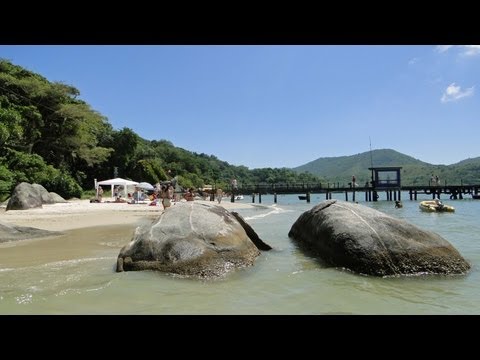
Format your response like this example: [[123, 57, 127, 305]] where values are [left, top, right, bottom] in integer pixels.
[[1, 194, 479, 314]]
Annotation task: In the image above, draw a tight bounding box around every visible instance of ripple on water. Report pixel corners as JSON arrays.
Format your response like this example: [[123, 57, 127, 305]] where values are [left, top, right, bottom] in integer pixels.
[[1, 256, 118, 305]]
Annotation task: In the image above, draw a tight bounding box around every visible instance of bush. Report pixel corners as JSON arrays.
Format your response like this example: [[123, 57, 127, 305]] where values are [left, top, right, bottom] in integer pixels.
[[4, 149, 82, 199], [0, 164, 14, 201], [41, 168, 83, 199]]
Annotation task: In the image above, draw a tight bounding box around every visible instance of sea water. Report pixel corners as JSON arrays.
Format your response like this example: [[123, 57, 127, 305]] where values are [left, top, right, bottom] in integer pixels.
[[1, 193, 479, 314]]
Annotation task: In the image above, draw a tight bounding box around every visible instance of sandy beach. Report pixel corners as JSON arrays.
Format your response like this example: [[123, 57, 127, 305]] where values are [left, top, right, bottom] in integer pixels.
[[0, 199, 257, 232], [0, 198, 265, 270]]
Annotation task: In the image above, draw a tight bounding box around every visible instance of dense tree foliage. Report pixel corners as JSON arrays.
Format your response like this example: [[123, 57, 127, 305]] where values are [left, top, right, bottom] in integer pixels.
[[0, 59, 323, 201]]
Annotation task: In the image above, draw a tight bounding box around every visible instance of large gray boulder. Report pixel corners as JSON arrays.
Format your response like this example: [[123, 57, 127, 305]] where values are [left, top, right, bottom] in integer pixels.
[[49, 192, 67, 203], [32, 184, 55, 204], [0, 220, 61, 243], [288, 200, 470, 276], [6, 183, 67, 210], [117, 202, 264, 278], [6, 182, 43, 210], [231, 211, 272, 250]]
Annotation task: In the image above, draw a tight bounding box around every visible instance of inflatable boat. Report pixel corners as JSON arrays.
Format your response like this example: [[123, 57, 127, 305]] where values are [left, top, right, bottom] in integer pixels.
[[419, 200, 455, 212]]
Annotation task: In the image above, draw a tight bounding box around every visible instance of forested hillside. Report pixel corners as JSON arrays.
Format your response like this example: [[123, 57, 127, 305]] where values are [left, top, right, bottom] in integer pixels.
[[293, 149, 480, 186], [0, 59, 322, 200]]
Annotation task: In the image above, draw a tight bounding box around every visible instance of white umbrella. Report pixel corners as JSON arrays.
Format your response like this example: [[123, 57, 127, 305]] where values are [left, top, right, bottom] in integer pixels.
[[137, 182, 154, 190]]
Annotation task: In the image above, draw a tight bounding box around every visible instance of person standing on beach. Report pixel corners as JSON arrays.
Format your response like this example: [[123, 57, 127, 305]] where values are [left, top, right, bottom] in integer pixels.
[[216, 188, 223, 204], [168, 185, 174, 202], [161, 185, 171, 209]]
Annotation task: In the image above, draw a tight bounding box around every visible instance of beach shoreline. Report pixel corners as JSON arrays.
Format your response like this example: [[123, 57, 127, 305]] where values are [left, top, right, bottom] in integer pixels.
[[0, 199, 261, 233]]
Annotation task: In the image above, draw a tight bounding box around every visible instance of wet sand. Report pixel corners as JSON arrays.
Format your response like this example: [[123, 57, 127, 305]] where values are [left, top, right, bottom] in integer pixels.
[[0, 199, 260, 270], [0, 224, 133, 268]]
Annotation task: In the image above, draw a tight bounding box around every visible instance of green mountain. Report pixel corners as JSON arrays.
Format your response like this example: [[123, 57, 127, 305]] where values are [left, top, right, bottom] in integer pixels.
[[293, 149, 480, 186], [451, 156, 480, 167]]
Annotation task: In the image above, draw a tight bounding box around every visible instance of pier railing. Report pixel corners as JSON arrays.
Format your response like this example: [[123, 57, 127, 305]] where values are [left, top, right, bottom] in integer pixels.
[[230, 182, 480, 203]]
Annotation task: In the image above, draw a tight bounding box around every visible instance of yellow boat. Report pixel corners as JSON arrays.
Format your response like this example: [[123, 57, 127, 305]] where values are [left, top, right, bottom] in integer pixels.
[[419, 200, 455, 212]]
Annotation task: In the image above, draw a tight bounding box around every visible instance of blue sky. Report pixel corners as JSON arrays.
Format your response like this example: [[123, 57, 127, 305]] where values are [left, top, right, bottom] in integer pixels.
[[1, 45, 479, 168]]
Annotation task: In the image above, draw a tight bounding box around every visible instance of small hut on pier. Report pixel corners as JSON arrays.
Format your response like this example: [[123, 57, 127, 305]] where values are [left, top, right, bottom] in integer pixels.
[[368, 166, 402, 201]]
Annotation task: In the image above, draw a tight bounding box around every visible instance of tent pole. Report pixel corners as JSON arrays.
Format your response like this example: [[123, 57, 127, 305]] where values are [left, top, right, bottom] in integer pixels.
[[94, 178, 98, 200]]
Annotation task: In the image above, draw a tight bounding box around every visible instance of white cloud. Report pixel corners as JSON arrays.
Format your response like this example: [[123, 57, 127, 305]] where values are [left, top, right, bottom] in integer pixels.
[[461, 45, 480, 56], [408, 57, 418, 65], [435, 45, 480, 56], [441, 83, 474, 103], [436, 45, 453, 53]]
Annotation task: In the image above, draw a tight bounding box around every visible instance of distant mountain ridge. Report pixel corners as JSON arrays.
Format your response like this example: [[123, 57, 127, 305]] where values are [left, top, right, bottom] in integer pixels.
[[293, 149, 480, 186]]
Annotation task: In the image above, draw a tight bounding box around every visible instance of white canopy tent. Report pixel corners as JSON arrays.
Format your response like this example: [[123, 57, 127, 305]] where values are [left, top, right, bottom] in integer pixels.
[[95, 178, 139, 200]]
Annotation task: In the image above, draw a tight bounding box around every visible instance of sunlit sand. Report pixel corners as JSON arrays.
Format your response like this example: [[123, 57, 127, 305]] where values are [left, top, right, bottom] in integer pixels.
[[0, 199, 255, 232]]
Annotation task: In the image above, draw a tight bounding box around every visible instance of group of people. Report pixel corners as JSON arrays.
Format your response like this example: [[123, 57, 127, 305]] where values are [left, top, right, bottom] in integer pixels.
[[149, 183, 176, 208], [147, 184, 199, 208], [430, 174, 440, 186], [94, 185, 137, 203], [94, 176, 240, 208]]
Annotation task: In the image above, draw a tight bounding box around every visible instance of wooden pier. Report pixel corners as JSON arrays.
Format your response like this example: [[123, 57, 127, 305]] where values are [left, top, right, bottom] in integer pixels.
[[226, 167, 480, 204], [229, 183, 480, 203]]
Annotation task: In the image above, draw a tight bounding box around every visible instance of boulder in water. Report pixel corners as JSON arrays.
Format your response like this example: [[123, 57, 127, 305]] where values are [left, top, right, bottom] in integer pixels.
[[117, 202, 266, 278], [288, 200, 470, 276]]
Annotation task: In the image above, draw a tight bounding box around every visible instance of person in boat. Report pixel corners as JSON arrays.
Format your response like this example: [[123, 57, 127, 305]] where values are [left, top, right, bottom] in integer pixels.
[[434, 198, 444, 210]]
